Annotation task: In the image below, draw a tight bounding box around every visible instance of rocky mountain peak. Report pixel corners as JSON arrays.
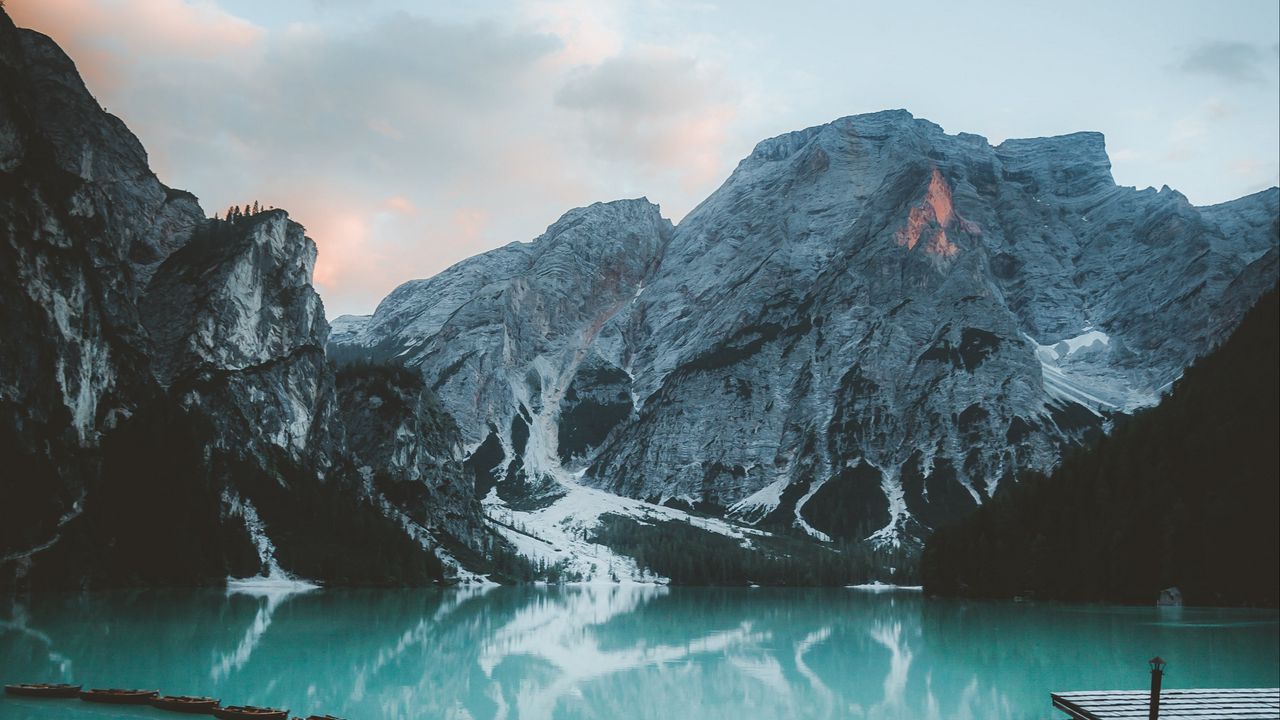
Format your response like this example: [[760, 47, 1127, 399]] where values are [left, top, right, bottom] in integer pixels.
[[143, 209, 326, 391], [995, 130, 1114, 198], [539, 197, 668, 239], [334, 108, 1278, 558]]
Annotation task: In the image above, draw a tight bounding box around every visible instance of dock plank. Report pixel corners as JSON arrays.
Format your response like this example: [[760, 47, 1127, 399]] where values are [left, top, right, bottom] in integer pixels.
[[1051, 688, 1280, 719]]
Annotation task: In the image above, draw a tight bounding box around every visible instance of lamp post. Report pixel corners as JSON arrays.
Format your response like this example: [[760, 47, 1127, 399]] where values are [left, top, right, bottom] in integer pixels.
[[1148, 656, 1166, 720]]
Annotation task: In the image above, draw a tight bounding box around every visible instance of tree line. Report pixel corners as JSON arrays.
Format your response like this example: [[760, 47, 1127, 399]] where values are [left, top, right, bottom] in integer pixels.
[[922, 287, 1279, 607], [591, 513, 917, 586], [216, 200, 273, 223]]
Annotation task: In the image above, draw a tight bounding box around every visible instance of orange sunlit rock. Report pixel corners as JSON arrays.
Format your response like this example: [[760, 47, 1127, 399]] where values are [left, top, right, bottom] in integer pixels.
[[925, 168, 954, 227], [926, 229, 960, 258], [894, 167, 978, 259]]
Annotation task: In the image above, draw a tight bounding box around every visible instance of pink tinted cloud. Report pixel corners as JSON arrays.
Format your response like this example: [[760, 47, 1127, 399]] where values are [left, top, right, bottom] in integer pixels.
[[8, 0, 262, 94], [296, 192, 496, 315], [452, 207, 488, 241], [554, 46, 739, 192], [251, 186, 392, 312], [383, 195, 419, 216], [653, 102, 738, 191], [304, 206, 379, 294], [7, 1, 743, 314], [524, 0, 623, 67]]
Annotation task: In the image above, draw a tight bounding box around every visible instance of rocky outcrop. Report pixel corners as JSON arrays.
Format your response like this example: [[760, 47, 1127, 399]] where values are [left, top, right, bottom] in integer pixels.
[[333, 198, 671, 508], [335, 362, 483, 546], [334, 110, 1278, 552], [143, 211, 335, 472], [0, 10, 482, 588], [0, 11, 204, 573]]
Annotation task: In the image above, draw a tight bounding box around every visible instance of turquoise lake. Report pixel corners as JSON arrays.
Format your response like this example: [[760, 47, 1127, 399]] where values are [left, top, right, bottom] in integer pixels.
[[1, 586, 1276, 719]]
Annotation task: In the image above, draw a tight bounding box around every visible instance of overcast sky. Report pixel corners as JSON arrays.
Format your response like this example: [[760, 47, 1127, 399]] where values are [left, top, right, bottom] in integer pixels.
[[9, 0, 1279, 317]]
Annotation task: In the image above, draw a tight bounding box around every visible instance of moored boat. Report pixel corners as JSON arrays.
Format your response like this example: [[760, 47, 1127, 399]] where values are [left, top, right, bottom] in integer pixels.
[[213, 705, 290, 720], [305, 715, 348, 719], [4, 683, 82, 698], [79, 688, 159, 703], [151, 694, 222, 712]]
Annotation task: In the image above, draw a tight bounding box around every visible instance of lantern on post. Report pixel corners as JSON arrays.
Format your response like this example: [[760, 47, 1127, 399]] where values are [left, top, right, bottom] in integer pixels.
[[1148, 656, 1167, 720]]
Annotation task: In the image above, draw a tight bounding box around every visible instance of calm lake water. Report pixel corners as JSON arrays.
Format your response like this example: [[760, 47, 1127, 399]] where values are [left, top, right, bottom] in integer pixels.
[[1, 586, 1276, 720]]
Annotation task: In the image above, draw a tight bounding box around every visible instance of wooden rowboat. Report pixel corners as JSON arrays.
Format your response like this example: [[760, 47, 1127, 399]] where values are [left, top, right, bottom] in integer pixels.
[[305, 715, 348, 719], [4, 683, 82, 698], [213, 705, 290, 720], [151, 694, 222, 712], [79, 688, 159, 703]]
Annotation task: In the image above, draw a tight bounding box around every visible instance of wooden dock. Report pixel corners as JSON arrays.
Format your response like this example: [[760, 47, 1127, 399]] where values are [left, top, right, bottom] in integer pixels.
[[1052, 688, 1280, 719]]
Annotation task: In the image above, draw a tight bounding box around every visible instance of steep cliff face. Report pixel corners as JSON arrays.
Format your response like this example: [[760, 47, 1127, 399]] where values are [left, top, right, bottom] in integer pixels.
[[332, 199, 672, 509], [143, 212, 334, 473], [0, 12, 480, 588], [0, 12, 204, 573], [335, 362, 484, 547], [334, 110, 1278, 552], [591, 112, 1278, 546]]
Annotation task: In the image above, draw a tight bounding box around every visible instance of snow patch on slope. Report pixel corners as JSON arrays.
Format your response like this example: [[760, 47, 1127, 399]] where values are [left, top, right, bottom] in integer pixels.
[[482, 311, 779, 579], [793, 476, 832, 542], [866, 462, 908, 550], [223, 490, 319, 591], [727, 475, 790, 523], [1026, 328, 1159, 414], [483, 482, 772, 583]]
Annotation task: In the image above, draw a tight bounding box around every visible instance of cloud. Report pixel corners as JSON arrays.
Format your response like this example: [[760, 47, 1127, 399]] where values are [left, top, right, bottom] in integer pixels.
[[7, 0, 262, 94], [555, 47, 738, 189], [1163, 109, 1209, 162], [1177, 41, 1272, 84], [1225, 157, 1280, 201], [1230, 158, 1270, 178], [7, 0, 749, 316], [524, 0, 623, 66], [1109, 147, 1139, 163], [1162, 99, 1242, 162], [383, 196, 418, 216]]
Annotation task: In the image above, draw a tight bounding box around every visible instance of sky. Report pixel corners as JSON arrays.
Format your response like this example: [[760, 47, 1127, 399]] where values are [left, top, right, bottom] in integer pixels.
[[8, 0, 1280, 317]]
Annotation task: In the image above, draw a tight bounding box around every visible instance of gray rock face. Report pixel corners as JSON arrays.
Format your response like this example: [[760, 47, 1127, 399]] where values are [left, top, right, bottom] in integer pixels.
[[333, 199, 671, 504], [142, 212, 334, 471], [0, 10, 480, 587], [334, 109, 1278, 549], [335, 363, 483, 546], [0, 14, 203, 566]]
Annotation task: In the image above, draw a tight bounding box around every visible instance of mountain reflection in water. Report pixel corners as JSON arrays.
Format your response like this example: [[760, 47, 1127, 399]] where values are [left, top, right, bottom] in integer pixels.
[[1, 586, 1276, 719]]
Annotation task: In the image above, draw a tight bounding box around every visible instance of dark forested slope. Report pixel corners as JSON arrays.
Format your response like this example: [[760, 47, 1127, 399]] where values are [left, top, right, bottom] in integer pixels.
[[922, 287, 1279, 606]]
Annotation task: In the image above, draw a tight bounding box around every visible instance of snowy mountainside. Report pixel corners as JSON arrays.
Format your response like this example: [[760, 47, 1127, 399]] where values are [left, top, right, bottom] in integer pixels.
[[333, 110, 1279, 561]]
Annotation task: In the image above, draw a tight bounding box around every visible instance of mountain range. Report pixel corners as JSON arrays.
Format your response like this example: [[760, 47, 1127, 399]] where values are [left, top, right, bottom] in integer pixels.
[[329, 111, 1277, 559], [1, 8, 1276, 588]]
